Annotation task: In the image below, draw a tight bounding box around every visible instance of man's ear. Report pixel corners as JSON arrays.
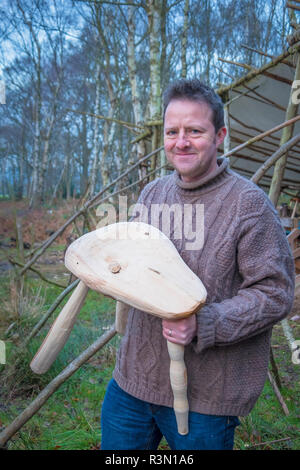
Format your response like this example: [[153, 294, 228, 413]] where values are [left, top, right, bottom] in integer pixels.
[[216, 126, 227, 147]]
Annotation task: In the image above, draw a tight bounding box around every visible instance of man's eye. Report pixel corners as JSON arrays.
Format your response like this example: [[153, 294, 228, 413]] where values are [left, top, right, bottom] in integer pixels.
[[190, 129, 201, 134], [166, 130, 177, 136]]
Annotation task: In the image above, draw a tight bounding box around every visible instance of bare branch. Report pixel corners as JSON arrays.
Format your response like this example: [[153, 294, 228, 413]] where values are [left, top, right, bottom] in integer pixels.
[[66, 108, 144, 131], [73, 0, 144, 7]]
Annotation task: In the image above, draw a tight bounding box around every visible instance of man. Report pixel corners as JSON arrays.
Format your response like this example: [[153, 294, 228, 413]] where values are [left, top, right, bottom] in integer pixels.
[[100, 79, 295, 450]]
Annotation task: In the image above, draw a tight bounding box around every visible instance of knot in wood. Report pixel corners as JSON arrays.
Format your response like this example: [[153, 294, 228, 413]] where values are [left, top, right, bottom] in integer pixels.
[[109, 262, 121, 274]]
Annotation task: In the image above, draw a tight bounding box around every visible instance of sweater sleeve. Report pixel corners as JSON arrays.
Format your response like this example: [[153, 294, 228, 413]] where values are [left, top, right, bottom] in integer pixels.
[[193, 188, 295, 353]]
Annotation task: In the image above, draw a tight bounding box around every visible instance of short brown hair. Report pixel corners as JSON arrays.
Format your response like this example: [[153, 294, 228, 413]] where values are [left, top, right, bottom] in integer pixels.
[[163, 78, 225, 133]]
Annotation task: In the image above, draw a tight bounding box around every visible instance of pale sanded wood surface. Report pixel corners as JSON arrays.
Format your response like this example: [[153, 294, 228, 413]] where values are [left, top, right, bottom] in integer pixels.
[[30, 281, 89, 374], [64, 222, 207, 435], [64, 222, 207, 320], [31, 222, 207, 435], [115, 301, 130, 335]]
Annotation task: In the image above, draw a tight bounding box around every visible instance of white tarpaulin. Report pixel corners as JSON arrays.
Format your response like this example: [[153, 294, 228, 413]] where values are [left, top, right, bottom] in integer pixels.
[[218, 58, 300, 194]]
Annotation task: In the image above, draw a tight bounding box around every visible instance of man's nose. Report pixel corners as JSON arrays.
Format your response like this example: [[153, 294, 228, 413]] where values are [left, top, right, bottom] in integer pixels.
[[175, 131, 190, 148]]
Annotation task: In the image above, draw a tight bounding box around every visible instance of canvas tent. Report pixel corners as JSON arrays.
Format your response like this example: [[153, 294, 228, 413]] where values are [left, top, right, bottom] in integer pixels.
[[217, 39, 300, 197]]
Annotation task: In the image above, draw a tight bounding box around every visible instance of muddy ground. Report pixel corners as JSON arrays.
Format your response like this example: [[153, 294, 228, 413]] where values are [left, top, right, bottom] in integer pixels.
[[0, 200, 76, 247], [0, 200, 80, 279]]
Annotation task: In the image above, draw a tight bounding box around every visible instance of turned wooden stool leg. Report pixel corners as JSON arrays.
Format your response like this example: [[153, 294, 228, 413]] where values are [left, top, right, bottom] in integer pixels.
[[167, 341, 189, 435]]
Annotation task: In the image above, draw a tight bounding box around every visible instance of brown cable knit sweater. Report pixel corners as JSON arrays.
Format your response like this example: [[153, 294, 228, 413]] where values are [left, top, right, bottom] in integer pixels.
[[113, 157, 295, 417]]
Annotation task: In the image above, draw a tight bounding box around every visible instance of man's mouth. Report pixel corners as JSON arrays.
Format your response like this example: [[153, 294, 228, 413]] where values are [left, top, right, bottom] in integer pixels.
[[174, 151, 197, 155], [174, 152, 197, 157]]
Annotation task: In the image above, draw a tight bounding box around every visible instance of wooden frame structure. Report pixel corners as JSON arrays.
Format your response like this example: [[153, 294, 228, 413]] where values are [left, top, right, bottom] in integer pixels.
[[217, 40, 300, 200]]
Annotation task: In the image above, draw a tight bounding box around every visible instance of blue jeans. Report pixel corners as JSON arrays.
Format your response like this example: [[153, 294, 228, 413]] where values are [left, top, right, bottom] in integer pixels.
[[100, 379, 240, 450]]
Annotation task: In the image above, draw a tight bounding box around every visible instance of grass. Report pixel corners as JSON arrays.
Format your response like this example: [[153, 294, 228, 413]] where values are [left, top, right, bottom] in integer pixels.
[[235, 383, 300, 450], [0, 272, 300, 450], [0, 272, 118, 450], [233, 320, 300, 450]]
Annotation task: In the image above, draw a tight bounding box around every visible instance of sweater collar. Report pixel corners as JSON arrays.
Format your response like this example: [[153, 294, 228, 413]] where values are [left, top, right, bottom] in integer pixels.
[[174, 157, 229, 191]]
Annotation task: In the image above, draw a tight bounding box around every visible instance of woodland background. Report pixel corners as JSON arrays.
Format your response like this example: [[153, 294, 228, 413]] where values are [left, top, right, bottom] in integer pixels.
[[0, 0, 300, 451], [0, 0, 296, 205]]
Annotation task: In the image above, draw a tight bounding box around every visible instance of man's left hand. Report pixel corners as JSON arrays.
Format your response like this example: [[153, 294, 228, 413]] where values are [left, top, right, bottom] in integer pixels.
[[162, 315, 197, 346]]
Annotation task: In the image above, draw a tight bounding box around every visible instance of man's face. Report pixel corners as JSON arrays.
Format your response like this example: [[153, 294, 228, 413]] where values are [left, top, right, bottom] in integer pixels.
[[164, 99, 226, 183]]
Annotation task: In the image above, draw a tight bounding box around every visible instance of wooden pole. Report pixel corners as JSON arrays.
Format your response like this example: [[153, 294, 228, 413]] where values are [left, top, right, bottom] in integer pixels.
[[23, 278, 80, 346], [224, 105, 231, 155], [267, 371, 290, 416], [222, 91, 231, 161], [89, 162, 168, 211], [268, 54, 300, 207], [217, 41, 300, 96], [7, 256, 66, 289], [30, 281, 90, 374], [251, 133, 300, 184], [15, 215, 25, 317], [150, 126, 159, 181], [223, 115, 300, 159], [218, 57, 254, 71], [291, 199, 299, 218], [286, 2, 300, 12], [66, 109, 143, 132]]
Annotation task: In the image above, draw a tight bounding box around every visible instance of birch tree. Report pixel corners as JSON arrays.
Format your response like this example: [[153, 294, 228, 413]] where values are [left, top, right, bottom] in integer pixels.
[[89, 2, 120, 190], [127, 3, 147, 180], [147, 0, 162, 122], [35, 1, 66, 202], [4, 0, 69, 206], [181, 0, 189, 79], [11, 0, 43, 207], [146, 0, 163, 176], [89, 62, 102, 194], [0, 0, 295, 202]]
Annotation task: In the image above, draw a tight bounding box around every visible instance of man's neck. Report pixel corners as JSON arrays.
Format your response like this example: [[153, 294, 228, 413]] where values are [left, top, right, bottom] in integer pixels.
[[175, 157, 228, 191]]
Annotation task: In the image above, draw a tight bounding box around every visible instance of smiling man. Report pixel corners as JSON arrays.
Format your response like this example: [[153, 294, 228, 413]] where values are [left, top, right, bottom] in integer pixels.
[[100, 79, 295, 451], [164, 99, 226, 183]]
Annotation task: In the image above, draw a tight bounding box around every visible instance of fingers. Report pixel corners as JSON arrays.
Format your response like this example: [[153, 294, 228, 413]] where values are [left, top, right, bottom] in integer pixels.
[[162, 316, 197, 346], [162, 328, 185, 345], [162, 323, 183, 344]]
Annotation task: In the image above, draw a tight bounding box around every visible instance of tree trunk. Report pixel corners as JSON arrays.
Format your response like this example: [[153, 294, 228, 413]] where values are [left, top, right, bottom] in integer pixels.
[[268, 54, 300, 207], [37, 114, 55, 203], [101, 118, 115, 189], [89, 62, 102, 195], [181, 0, 189, 79], [16, 127, 25, 200], [205, 0, 212, 83], [127, 4, 147, 182], [91, 3, 118, 191], [147, 0, 163, 176], [223, 101, 231, 156], [26, 28, 42, 208], [147, 0, 162, 122], [100, 71, 116, 190], [65, 131, 72, 200], [50, 157, 67, 205], [38, 76, 62, 202], [81, 107, 90, 195], [29, 95, 41, 207]]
